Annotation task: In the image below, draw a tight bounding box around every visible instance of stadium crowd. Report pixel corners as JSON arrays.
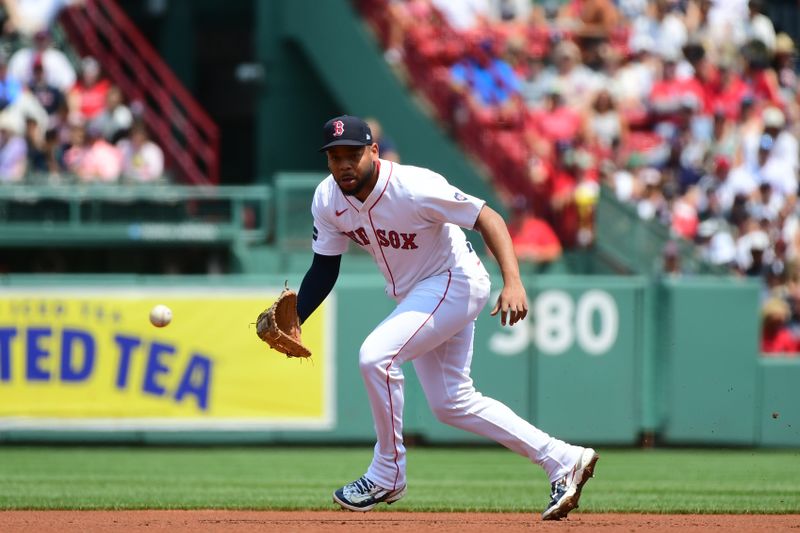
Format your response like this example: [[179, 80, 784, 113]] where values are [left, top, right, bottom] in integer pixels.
[[360, 0, 800, 354], [0, 1, 165, 185]]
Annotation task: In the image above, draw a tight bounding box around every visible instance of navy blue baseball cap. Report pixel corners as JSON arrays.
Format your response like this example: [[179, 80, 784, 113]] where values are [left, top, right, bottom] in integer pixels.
[[319, 115, 373, 152]]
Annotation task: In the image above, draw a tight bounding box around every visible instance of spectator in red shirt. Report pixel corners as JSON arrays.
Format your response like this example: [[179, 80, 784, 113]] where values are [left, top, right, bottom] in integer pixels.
[[708, 58, 751, 122], [761, 297, 799, 354], [649, 49, 705, 133], [524, 86, 583, 158], [509, 211, 563, 264], [741, 39, 782, 109], [68, 56, 110, 122]]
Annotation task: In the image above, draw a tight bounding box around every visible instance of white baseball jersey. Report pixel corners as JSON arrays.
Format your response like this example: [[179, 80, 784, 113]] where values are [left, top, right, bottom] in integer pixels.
[[312, 158, 583, 493], [311, 159, 488, 300]]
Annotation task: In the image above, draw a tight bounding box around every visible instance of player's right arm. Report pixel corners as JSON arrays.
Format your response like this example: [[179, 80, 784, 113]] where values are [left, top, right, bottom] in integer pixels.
[[297, 179, 349, 324], [297, 252, 341, 324]]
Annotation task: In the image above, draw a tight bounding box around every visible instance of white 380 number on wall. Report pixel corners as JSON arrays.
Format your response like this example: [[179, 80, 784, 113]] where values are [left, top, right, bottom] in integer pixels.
[[489, 290, 619, 356]]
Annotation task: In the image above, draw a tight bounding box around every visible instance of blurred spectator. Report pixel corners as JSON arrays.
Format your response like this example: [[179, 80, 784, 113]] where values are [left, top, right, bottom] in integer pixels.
[[608, 152, 640, 202], [584, 88, 626, 154], [365, 117, 400, 162], [742, 0, 775, 54], [740, 38, 781, 108], [707, 110, 742, 167], [524, 85, 583, 157], [430, 0, 490, 31], [1, 0, 83, 38], [68, 56, 109, 122], [616, 0, 647, 21], [760, 297, 798, 354], [736, 224, 771, 276], [696, 219, 737, 267], [519, 53, 551, 105], [489, 0, 531, 27], [7, 29, 75, 92], [671, 185, 700, 240], [508, 197, 562, 263], [610, 33, 656, 110], [706, 0, 749, 46], [686, 0, 719, 63], [89, 84, 132, 143], [0, 110, 27, 182], [0, 51, 21, 109], [116, 120, 164, 183], [785, 290, 800, 341], [574, 174, 599, 246], [541, 40, 604, 109], [23, 113, 41, 168], [747, 181, 783, 224], [648, 49, 705, 138], [63, 121, 121, 182], [630, 0, 688, 62], [27, 54, 64, 118], [636, 167, 667, 222], [383, 0, 436, 65], [759, 107, 797, 191], [661, 240, 682, 277], [772, 34, 798, 115], [557, 0, 619, 41], [510, 213, 563, 263], [450, 36, 521, 109], [27, 126, 62, 177], [723, 134, 773, 216], [1, 79, 49, 136], [557, 0, 620, 70], [739, 123, 796, 207], [709, 59, 750, 123]]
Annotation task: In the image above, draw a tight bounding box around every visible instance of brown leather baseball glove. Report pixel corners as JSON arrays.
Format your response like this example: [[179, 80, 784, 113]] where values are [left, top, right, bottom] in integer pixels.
[[256, 287, 311, 358]]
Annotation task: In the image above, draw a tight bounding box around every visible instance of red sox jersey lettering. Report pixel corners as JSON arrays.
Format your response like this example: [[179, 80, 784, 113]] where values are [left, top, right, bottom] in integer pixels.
[[311, 159, 487, 300], [344, 227, 418, 249]]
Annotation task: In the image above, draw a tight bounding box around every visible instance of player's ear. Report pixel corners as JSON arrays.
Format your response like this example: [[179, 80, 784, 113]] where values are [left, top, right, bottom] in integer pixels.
[[369, 143, 379, 156]]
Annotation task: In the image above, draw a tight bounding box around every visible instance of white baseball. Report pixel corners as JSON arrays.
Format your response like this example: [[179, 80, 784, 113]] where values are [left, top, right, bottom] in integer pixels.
[[149, 304, 173, 327]]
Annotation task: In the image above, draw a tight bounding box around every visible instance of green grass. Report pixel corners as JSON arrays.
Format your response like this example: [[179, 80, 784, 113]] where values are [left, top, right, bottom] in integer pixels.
[[0, 447, 798, 513]]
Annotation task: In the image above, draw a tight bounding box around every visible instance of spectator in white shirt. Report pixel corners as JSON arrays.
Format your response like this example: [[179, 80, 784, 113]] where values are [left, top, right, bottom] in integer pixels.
[[743, 0, 776, 53], [1, 0, 84, 38], [117, 120, 164, 183], [7, 29, 75, 92]]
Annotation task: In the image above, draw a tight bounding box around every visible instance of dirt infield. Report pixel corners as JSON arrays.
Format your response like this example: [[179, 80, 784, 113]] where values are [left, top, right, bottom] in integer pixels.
[[1, 511, 799, 532]]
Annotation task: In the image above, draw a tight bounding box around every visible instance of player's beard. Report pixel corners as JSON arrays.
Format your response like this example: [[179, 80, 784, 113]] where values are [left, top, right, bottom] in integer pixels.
[[339, 160, 375, 197]]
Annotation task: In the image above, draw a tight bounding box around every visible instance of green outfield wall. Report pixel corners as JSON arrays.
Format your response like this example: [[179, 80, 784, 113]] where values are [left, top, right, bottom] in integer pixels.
[[1, 273, 795, 448]]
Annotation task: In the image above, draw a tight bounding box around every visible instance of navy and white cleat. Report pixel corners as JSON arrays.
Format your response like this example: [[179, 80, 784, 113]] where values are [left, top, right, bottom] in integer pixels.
[[333, 476, 406, 512], [541, 447, 599, 521]]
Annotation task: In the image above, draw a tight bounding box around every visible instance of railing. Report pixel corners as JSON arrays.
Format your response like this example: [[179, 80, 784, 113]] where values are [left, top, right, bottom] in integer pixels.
[[0, 184, 270, 246], [272, 173, 322, 253], [594, 186, 728, 275], [59, 0, 220, 185]]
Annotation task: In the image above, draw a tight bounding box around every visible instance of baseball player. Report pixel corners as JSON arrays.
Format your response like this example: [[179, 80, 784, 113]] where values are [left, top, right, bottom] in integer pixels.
[[296, 115, 598, 520]]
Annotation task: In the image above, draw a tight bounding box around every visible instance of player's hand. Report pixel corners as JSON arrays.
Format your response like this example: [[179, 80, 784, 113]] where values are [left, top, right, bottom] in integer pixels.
[[490, 281, 528, 326]]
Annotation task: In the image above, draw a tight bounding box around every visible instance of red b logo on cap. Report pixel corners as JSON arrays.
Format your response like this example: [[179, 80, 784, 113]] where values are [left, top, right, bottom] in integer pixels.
[[333, 120, 344, 137]]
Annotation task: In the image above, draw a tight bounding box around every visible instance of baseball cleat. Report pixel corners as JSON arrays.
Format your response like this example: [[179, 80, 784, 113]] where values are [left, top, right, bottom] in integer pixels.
[[541, 447, 599, 521], [332, 476, 406, 512]]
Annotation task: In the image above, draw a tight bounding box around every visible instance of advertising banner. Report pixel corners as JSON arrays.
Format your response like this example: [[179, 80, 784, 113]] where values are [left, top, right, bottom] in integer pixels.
[[0, 288, 334, 430]]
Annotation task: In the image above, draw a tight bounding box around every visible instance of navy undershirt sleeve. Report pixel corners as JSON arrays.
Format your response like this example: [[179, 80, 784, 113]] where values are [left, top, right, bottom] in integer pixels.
[[297, 252, 342, 324]]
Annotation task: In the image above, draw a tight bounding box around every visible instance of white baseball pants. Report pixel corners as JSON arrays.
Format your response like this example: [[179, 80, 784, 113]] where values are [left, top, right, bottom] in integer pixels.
[[359, 269, 583, 490]]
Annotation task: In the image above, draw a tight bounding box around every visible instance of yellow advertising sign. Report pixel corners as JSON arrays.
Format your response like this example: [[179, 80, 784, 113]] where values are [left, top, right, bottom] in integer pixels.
[[0, 288, 334, 430]]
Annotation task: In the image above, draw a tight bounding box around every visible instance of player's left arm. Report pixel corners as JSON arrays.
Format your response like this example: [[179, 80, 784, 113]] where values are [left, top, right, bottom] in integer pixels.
[[474, 205, 529, 326]]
